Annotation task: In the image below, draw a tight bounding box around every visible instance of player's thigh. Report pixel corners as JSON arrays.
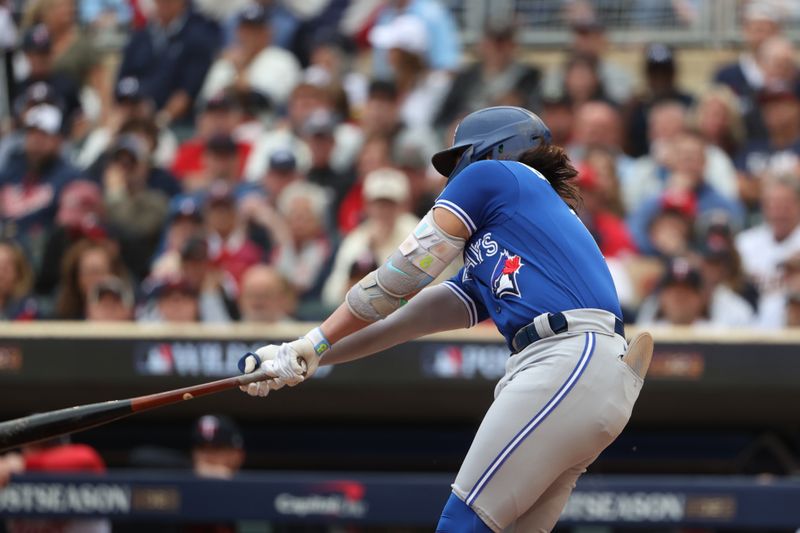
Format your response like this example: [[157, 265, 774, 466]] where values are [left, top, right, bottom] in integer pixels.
[[453, 332, 634, 531], [504, 456, 594, 533]]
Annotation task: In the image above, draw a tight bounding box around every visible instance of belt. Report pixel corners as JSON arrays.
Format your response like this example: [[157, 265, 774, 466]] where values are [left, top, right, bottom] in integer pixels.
[[511, 310, 625, 354]]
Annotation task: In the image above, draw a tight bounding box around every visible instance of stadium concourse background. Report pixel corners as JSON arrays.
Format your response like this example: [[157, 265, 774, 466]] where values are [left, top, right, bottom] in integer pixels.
[[2, 0, 800, 531]]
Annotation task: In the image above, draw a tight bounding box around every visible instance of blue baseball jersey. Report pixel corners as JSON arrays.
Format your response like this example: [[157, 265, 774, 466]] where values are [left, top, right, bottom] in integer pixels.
[[436, 160, 621, 349]]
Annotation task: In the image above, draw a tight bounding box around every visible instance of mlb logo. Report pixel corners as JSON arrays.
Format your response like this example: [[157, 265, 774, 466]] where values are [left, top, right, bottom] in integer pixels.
[[491, 251, 523, 299]]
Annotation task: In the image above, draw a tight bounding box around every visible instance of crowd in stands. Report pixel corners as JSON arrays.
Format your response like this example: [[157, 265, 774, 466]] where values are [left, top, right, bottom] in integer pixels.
[[0, 0, 799, 330]]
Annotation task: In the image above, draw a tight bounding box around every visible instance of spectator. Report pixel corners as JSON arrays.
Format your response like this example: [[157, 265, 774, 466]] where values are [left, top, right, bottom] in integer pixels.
[[757, 35, 799, 94], [322, 167, 418, 306], [77, 76, 179, 170], [642, 190, 697, 259], [368, 13, 451, 130], [15, 25, 82, 131], [237, 264, 297, 323], [786, 291, 800, 327], [150, 196, 205, 279], [360, 80, 402, 140], [179, 236, 235, 323], [201, 4, 301, 108], [693, 85, 745, 159], [624, 43, 694, 158], [205, 181, 263, 285], [55, 238, 126, 319], [575, 163, 636, 259], [628, 102, 738, 210], [0, 438, 109, 532], [21, 0, 107, 123], [736, 174, 800, 315], [640, 258, 707, 327], [562, 53, 608, 108], [392, 127, 441, 218], [584, 146, 626, 217], [142, 275, 201, 323], [87, 117, 181, 198], [171, 92, 250, 182], [0, 240, 38, 320], [302, 109, 353, 212], [540, 96, 575, 148], [35, 179, 107, 296], [542, 15, 634, 105], [305, 29, 368, 114], [337, 135, 393, 234], [192, 415, 244, 479], [0, 82, 66, 170], [0, 104, 79, 262], [436, 20, 540, 128], [183, 133, 243, 192], [271, 181, 333, 299], [629, 130, 745, 254], [86, 276, 134, 321], [102, 134, 171, 280], [370, 0, 462, 78], [259, 148, 304, 203], [117, 0, 217, 126], [713, 1, 781, 98], [735, 88, 800, 210]]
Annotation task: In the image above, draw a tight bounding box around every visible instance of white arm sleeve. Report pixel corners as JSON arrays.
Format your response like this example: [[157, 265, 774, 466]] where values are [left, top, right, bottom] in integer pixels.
[[320, 284, 471, 367]]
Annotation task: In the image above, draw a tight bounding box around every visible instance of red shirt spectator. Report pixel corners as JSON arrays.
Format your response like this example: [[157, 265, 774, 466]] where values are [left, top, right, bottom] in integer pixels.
[[575, 164, 637, 258]]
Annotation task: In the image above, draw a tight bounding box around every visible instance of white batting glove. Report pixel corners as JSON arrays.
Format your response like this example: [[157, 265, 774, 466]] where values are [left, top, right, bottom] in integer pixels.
[[238, 345, 286, 397], [267, 327, 331, 386]]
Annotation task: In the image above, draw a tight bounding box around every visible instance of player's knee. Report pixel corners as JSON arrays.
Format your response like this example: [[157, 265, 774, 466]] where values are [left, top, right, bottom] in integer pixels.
[[436, 492, 493, 533]]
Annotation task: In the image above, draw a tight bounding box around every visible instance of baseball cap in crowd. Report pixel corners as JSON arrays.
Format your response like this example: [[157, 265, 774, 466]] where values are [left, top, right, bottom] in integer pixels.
[[368, 14, 429, 55], [268, 149, 297, 173], [238, 4, 270, 26], [302, 109, 337, 138], [115, 76, 143, 102], [169, 196, 203, 224], [203, 92, 236, 113], [645, 43, 675, 70], [90, 277, 134, 308], [57, 180, 104, 228], [363, 167, 410, 203], [150, 275, 199, 300], [24, 103, 63, 135], [659, 257, 703, 290], [192, 415, 244, 449], [660, 190, 697, 218], [22, 24, 51, 53], [206, 133, 238, 156], [14, 82, 62, 117]]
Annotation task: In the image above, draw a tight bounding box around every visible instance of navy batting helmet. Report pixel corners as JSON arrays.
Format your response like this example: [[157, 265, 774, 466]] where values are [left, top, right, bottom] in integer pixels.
[[432, 106, 552, 181]]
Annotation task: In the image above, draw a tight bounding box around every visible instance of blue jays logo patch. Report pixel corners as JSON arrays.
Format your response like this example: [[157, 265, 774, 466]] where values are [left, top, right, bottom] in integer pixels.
[[491, 251, 523, 299]]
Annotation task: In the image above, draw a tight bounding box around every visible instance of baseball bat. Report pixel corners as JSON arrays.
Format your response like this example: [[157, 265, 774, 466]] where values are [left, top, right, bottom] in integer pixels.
[[0, 365, 279, 454]]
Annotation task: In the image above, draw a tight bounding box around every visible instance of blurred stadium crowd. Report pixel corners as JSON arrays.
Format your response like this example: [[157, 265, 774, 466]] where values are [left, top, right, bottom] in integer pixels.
[[0, 0, 799, 331]]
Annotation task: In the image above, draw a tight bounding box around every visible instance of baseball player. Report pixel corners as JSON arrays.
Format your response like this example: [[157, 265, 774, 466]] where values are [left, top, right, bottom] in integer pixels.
[[239, 106, 653, 532]]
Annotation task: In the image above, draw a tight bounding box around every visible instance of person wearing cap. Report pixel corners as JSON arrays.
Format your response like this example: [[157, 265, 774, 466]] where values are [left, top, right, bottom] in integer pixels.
[[102, 133, 171, 280], [322, 167, 418, 307], [191, 414, 245, 479], [237, 264, 297, 323], [638, 257, 709, 327], [642, 189, 697, 259], [177, 234, 234, 323], [116, 0, 217, 126], [205, 180, 263, 285], [200, 3, 300, 108], [136, 274, 201, 323], [182, 133, 243, 193], [150, 196, 205, 279], [436, 19, 540, 129], [624, 43, 694, 158], [629, 129, 745, 255], [541, 12, 634, 105], [368, 13, 451, 130], [86, 276, 134, 321], [15, 24, 82, 134], [76, 76, 179, 171], [303, 109, 353, 209], [713, 0, 783, 98], [258, 148, 303, 203], [736, 174, 800, 323], [171, 91, 251, 182], [0, 103, 79, 256], [369, 0, 461, 79]]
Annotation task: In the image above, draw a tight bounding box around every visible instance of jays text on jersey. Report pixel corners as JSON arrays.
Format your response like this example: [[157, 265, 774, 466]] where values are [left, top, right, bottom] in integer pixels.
[[436, 160, 622, 348]]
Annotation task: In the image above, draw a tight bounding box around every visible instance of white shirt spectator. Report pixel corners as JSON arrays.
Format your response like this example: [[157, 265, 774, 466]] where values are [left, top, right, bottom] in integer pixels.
[[736, 224, 800, 295]]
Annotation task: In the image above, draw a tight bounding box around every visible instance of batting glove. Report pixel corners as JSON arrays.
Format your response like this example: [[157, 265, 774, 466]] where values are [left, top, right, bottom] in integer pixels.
[[238, 345, 286, 397], [267, 328, 331, 386]]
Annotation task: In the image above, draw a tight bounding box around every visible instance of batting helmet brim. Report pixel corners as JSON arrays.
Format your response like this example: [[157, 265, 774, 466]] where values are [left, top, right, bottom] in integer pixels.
[[431, 143, 472, 178]]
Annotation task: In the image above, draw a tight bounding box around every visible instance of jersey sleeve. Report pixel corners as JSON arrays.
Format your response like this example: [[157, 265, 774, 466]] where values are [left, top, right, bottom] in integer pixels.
[[441, 269, 490, 328], [433, 160, 519, 236]]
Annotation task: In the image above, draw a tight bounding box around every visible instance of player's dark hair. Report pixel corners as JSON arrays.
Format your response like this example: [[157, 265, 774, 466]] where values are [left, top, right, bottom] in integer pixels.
[[516, 143, 581, 209]]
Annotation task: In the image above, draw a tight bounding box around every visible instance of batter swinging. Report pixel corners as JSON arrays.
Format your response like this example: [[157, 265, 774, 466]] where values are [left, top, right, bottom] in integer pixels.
[[238, 106, 652, 532]]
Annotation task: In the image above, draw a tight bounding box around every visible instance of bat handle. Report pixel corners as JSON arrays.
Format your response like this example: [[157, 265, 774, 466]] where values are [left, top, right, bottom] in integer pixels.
[[236, 354, 309, 385]]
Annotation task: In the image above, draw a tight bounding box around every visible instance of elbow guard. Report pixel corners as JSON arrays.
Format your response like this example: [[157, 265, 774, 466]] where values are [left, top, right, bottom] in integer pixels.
[[346, 212, 465, 322]]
